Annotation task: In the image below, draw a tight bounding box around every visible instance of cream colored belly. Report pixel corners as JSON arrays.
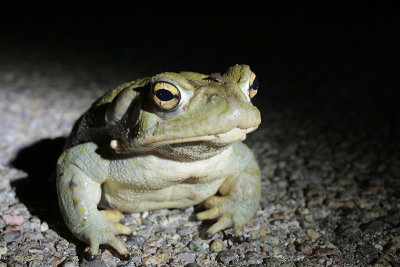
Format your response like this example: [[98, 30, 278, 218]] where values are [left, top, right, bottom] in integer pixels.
[[100, 177, 225, 212], [99, 145, 235, 213]]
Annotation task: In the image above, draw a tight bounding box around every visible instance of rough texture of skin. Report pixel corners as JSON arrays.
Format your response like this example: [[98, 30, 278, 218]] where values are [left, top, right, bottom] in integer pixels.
[[56, 65, 261, 258]]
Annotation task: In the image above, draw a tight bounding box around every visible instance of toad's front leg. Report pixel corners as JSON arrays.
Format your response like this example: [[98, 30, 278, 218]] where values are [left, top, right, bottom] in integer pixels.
[[56, 159, 132, 260], [197, 144, 261, 240]]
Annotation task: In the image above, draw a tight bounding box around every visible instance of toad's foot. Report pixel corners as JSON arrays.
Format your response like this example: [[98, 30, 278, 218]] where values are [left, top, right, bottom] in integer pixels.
[[196, 147, 261, 241], [196, 194, 255, 239], [85, 210, 132, 259]]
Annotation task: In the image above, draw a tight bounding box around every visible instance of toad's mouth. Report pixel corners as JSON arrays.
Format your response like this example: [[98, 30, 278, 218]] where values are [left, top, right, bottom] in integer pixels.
[[138, 126, 259, 148], [112, 126, 259, 154]]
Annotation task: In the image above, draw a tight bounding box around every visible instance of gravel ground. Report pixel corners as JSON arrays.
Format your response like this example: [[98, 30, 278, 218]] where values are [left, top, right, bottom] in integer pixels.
[[1, 54, 399, 267]]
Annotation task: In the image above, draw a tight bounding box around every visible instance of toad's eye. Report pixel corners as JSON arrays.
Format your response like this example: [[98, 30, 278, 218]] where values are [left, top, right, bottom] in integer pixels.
[[152, 81, 181, 110], [249, 71, 259, 99]]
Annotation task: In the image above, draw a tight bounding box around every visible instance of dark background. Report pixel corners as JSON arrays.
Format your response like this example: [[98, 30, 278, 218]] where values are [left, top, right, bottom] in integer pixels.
[[1, 2, 399, 133]]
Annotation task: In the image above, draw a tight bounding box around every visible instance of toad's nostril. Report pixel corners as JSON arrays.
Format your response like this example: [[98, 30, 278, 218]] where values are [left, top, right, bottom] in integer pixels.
[[207, 93, 219, 103]]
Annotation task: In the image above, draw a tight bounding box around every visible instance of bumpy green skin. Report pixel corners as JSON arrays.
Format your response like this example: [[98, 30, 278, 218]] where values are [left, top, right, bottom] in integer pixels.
[[56, 65, 261, 257]]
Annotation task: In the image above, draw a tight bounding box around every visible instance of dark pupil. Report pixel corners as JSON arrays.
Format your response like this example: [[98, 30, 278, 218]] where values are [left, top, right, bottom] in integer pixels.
[[156, 89, 174, 101], [251, 77, 259, 90]]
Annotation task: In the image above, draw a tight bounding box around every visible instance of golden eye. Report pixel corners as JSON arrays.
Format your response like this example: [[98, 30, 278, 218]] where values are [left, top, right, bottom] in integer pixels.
[[249, 71, 259, 99], [152, 81, 181, 110]]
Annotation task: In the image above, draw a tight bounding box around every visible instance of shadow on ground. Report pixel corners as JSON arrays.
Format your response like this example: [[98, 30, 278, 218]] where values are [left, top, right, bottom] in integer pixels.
[[10, 137, 71, 237]]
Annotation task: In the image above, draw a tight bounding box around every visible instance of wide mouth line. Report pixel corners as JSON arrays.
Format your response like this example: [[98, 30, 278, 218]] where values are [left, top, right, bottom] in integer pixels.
[[138, 126, 258, 147]]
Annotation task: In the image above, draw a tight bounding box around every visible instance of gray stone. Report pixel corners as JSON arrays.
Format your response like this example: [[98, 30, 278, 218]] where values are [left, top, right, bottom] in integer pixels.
[[126, 235, 147, 248], [216, 250, 237, 264], [242, 251, 264, 265], [2, 231, 21, 243], [188, 241, 205, 253], [79, 257, 108, 267], [177, 252, 195, 263]]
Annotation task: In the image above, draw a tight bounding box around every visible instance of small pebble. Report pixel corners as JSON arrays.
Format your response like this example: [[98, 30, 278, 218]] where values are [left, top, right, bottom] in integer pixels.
[[143, 246, 157, 254], [301, 245, 313, 255], [210, 239, 224, 252], [306, 229, 320, 241], [40, 221, 49, 232], [177, 226, 194, 236], [2, 214, 24, 225], [243, 251, 264, 264], [62, 259, 77, 267], [3, 230, 21, 243], [177, 252, 195, 263], [43, 229, 59, 239], [189, 241, 205, 253], [0, 247, 7, 257], [80, 257, 107, 267], [126, 235, 146, 247], [142, 252, 171, 265], [216, 250, 237, 264]]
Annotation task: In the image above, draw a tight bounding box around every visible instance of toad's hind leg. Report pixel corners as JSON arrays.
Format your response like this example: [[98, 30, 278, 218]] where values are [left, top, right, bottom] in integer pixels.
[[197, 143, 261, 240]]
